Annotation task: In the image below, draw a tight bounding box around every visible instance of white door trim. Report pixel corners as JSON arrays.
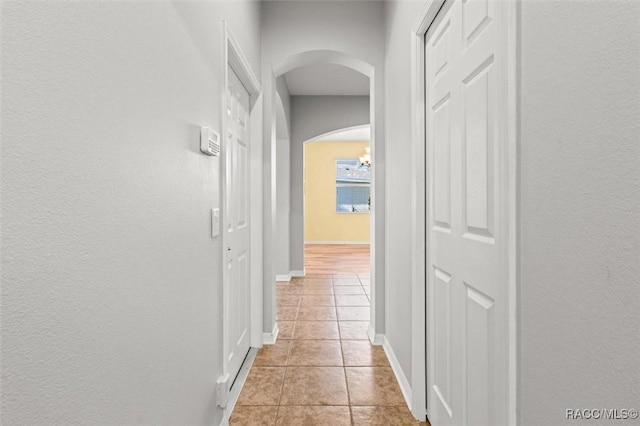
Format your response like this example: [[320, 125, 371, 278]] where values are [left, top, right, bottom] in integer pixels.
[[221, 20, 263, 385], [408, 1, 439, 420], [409, 1, 518, 423]]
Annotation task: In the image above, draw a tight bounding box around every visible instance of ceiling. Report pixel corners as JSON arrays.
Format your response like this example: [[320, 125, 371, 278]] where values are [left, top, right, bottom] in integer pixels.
[[284, 63, 370, 96], [314, 125, 370, 141], [263, 0, 380, 2]]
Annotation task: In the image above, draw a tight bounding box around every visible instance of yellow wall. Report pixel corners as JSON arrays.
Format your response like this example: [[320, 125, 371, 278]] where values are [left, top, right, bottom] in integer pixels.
[[304, 140, 370, 242]]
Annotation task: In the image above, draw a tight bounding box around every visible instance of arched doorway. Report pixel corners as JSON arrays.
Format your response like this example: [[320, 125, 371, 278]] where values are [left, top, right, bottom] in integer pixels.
[[262, 49, 384, 346]]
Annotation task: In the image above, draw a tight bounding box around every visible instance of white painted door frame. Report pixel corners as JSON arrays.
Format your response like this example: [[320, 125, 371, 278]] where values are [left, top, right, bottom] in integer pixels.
[[410, 0, 518, 423], [220, 20, 262, 389]]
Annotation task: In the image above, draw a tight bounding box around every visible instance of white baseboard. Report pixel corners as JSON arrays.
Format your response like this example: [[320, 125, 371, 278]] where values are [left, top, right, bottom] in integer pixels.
[[383, 336, 413, 411], [305, 240, 370, 245], [262, 322, 279, 345], [276, 270, 306, 282], [219, 347, 258, 426], [367, 326, 384, 346], [276, 273, 291, 282]]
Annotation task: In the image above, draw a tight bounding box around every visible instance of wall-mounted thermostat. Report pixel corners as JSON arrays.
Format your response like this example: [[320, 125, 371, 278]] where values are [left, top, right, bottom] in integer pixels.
[[200, 127, 220, 156]]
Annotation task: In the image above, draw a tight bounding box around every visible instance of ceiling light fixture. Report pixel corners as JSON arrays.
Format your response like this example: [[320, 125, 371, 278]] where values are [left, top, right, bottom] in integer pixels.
[[359, 147, 371, 169]]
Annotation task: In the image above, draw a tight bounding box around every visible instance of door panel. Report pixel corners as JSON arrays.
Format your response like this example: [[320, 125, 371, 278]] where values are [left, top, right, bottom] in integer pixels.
[[463, 0, 492, 45], [433, 98, 452, 230], [463, 64, 493, 239], [464, 282, 494, 425], [426, 0, 508, 425], [236, 140, 248, 229], [226, 65, 251, 387], [433, 267, 452, 419]]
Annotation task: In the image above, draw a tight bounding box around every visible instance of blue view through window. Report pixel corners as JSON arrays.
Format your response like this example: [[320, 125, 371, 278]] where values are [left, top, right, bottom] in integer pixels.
[[336, 159, 371, 213]]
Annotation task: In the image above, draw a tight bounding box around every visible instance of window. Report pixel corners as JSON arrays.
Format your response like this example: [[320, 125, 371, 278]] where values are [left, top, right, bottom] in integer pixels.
[[335, 159, 371, 213]]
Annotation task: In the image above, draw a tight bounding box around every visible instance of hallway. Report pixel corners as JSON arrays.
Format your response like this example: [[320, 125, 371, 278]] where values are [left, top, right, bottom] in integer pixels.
[[3, 1, 639, 425], [231, 247, 427, 425]]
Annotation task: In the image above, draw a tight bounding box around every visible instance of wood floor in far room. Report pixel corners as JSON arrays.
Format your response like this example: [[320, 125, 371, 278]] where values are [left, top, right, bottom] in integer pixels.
[[304, 244, 370, 275]]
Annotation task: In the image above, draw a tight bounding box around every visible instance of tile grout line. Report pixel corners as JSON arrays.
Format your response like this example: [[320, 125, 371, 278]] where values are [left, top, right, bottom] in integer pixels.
[[274, 282, 299, 424], [334, 275, 355, 426]]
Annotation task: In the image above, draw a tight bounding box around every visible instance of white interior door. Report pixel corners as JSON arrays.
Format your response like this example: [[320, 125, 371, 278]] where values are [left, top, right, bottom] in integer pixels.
[[225, 65, 251, 387], [426, 0, 509, 425]]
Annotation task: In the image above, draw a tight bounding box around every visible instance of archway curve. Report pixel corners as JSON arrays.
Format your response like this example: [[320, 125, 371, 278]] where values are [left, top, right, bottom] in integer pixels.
[[303, 124, 371, 144], [273, 49, 374, 79]]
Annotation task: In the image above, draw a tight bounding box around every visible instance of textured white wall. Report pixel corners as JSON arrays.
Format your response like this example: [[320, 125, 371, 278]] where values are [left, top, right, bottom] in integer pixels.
[[289, 95, 370, 269], [275, 135, 291, 277], [0, 1, 261, 424], [519, 1, 640, 424], [275, 77, 291, 277], [382, 0, 423, 388]]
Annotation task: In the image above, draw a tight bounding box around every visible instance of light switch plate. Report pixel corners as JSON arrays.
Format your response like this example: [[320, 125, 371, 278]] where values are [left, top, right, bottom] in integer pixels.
[[211, 208, 220, 238]]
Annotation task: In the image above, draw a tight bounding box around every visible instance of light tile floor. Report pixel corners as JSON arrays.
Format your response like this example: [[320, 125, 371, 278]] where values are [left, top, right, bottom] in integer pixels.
[[231, 274, 430, 425]]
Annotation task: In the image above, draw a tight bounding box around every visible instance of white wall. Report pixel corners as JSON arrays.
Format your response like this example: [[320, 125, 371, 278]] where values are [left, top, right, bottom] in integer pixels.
[[385, 1, 422, 386], [275, 135, 291, 277], [275, 77, 291, 277], [382, 0, 423, 388], [0, 1, 261, 424], [290, 95, 370, 269], [262, 0, 386, 334], [518, 1, 640, 424]]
